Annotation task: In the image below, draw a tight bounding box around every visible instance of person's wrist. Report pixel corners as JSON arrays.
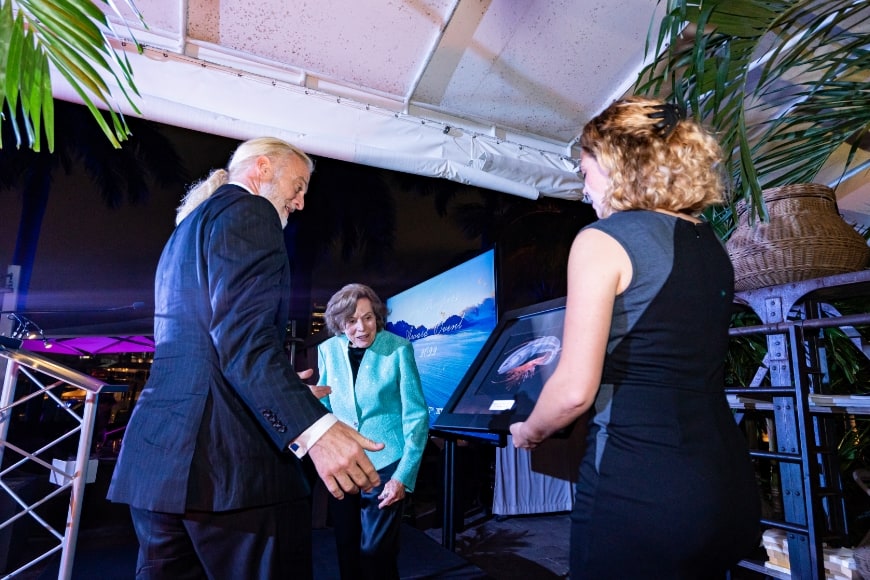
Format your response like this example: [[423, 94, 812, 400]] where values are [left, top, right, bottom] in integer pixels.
[[289, 414, 338, 458], [520, 421, 541, 446], [518, 421, 531, 442]]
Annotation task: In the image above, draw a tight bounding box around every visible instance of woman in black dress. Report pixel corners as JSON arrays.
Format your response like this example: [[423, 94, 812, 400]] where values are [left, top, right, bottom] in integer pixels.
[[510, 96, 761, 579]]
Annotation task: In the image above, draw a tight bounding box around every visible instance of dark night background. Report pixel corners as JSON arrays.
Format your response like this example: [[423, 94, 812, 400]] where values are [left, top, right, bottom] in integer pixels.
[[0, 101, 596, 340]]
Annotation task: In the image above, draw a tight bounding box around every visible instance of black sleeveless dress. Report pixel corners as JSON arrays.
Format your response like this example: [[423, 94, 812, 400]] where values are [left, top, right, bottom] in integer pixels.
[[571, 210, 761, 578]]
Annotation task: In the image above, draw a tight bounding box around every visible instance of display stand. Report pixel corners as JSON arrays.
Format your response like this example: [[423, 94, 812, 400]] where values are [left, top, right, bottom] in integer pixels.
[[431, 428, 503, 551], [441, 436, 457, 551], [432, 297, 578, 543]]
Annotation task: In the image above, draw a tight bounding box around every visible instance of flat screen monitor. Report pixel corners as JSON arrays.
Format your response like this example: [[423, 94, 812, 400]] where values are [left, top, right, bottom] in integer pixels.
[[385, 248, 498, 441], [434, 296, 566, 434]]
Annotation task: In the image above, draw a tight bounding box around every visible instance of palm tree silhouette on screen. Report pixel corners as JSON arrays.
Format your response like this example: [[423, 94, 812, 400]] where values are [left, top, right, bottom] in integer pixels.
[[0, 100, 188, 310]]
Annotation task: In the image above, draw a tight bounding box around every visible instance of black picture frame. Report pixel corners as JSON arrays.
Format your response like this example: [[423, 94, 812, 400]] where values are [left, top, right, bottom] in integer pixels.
[[433, 296, 566, 434]]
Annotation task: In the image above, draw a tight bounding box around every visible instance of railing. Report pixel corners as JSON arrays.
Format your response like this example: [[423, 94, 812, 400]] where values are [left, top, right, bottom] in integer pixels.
[[0, 342, 125, 580]]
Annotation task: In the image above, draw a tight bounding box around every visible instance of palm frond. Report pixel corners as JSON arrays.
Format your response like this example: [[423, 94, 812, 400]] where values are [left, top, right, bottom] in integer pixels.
[[636, 0, 870, 224], [1, 0, 145, 152]]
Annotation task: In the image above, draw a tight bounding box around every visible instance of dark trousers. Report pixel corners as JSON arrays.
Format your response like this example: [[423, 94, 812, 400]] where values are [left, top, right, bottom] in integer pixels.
[[130, 498, 312, 580], [329, 461, 403, 580]]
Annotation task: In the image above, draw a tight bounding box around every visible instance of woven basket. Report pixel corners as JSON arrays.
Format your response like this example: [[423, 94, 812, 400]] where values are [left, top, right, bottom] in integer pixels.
[[726, 184, 870, 291]]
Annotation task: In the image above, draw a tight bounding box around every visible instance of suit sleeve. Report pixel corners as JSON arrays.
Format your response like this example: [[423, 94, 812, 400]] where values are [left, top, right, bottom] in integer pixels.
[[392, 342, 429, 491], [207, 195, 327, 448]]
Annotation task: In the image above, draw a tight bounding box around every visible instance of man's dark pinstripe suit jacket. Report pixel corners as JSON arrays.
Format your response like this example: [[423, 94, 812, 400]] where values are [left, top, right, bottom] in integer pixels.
[[108, 184, 327, 513]]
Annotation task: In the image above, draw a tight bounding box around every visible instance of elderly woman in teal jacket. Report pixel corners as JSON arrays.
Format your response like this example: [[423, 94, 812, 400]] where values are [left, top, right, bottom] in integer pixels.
[[317, 283, 429, 580]]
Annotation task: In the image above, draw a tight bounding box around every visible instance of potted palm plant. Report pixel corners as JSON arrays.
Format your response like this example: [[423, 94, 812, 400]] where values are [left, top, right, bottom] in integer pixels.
[[635, 0, 870, 289]]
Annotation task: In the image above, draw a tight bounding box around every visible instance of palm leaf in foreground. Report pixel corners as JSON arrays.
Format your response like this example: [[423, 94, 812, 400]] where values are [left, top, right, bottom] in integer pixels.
[[636, 0, 870, 225], [0, 0, 145, 152]]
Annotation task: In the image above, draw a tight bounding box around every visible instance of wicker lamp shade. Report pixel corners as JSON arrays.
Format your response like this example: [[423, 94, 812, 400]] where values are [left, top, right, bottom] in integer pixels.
[[726, 184, 870, 291]]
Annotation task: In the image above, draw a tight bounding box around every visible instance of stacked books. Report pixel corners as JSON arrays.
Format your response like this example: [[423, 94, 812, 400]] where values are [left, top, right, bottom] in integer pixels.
[[762, 528, 858, 579]]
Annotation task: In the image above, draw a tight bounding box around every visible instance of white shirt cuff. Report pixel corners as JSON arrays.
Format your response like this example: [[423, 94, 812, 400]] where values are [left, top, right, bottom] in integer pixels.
[[289, 413, 338, 458]]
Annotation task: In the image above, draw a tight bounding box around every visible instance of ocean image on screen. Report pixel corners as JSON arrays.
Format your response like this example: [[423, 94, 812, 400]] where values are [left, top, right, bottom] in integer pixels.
[[385, 249, 497, 426]]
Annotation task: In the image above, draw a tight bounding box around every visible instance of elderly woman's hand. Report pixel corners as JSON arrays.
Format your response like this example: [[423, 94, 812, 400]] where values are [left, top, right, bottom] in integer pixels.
[[297, 369, 331, 399], [377, 478, 406, 509], [307, 385, 332, 400]]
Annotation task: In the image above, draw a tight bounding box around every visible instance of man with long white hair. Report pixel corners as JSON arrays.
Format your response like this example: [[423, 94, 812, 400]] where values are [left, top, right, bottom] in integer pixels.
[[109, 137, 383, 579]]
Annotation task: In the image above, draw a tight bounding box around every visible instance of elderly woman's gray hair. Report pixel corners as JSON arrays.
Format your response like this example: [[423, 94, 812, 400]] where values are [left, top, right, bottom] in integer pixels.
[[324, 283, 389, 336]]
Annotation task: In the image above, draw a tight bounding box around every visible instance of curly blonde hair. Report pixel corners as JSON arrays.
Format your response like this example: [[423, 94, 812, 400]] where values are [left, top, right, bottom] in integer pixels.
[[579, 96, 726, 218]]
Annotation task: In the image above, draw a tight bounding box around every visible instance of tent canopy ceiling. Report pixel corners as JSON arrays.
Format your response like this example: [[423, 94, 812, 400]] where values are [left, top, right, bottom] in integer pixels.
[[50, 1, 869, 213], [50, 0, 670, 201]]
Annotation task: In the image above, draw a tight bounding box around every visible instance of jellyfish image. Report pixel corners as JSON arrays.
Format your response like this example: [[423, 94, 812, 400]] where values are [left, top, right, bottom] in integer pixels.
[[494, 335, 561, 390]]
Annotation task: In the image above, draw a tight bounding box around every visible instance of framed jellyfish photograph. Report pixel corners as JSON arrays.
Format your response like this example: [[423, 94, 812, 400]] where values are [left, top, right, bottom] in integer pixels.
[[434, 296, 566, 435]]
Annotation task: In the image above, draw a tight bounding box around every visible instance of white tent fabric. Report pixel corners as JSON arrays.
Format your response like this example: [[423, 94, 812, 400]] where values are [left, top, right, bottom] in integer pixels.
[[53, 42, 583, 200], [51, 0, 669, 201], [48, 0, 870, 214]]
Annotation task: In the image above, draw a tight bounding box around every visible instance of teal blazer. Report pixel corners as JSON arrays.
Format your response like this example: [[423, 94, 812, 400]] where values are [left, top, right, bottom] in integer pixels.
[[317, 330, 428, 491]]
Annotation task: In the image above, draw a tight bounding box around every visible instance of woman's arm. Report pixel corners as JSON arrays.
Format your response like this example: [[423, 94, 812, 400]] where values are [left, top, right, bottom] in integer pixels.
[[510, 227, 630, 448]]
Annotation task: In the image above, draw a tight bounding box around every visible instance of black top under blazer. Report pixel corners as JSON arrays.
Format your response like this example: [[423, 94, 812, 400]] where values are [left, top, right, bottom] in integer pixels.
[[108, 185, 328, 513]]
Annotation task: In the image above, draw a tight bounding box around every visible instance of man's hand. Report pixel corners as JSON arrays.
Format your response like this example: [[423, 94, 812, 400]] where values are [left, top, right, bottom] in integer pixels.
[[307, 421, 384, 499]]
